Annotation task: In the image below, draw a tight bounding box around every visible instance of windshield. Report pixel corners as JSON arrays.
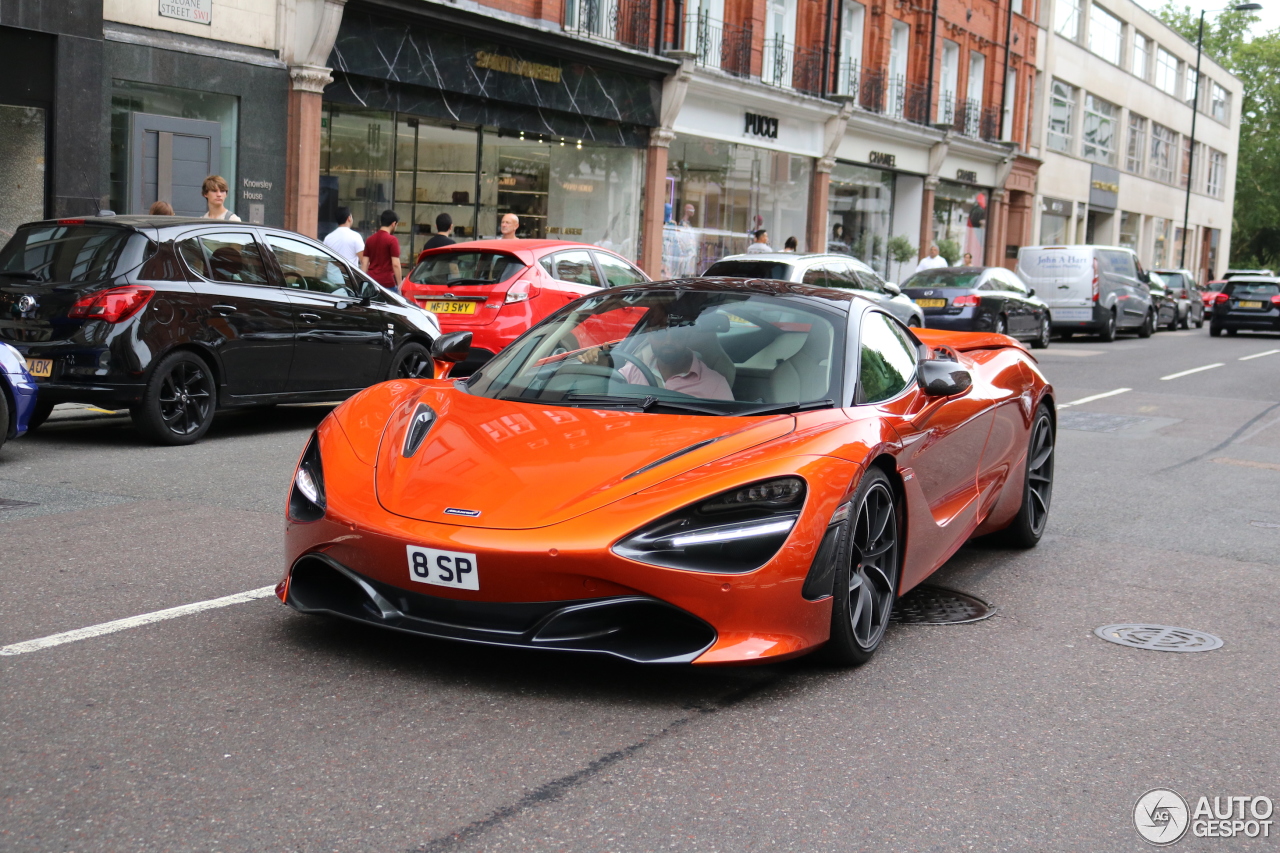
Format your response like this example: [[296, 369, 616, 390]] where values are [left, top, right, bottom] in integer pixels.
[[902, 269, 980, 289], [1225, 280, 1279, 298], [0, 224, 132, 283], [466, 289, 844, 415], [703, 260, 794, 280], [408, 251, 524, 286]]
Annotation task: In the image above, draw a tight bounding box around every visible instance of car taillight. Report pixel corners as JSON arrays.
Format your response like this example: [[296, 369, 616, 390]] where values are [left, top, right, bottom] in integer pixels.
[[1270, 295, 1280, 307], [1214, 292, 1230, 305], [504, 279, 540, 304], [1091, 258, 1100, 302], [951, 294, 980, 306], [68, 285, 154, 322]]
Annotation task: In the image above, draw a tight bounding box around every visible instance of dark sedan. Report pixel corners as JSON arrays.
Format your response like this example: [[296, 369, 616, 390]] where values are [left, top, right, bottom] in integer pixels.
[[1209, 276, 1280, 337], [900, 266, 1051, 348], [0, 216, 442, 444]]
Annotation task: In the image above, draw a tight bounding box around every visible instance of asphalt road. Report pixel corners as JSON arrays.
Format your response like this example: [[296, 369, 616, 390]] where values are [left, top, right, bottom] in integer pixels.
[[2, 327, 1278, 852]]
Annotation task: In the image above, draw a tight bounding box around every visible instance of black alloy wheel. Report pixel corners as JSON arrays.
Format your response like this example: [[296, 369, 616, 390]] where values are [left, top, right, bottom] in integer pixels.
[[1168, 309, 1180, 332], [822, 468, 900, 666], [132, 351, 216, 445], [1098, 309, 1117, 342], [1194, 308, 1204, 329], [389, 342, 433, 380], [1179, 307, 1191, 330], [1030, 315, 1051, 349], [998, 403, 1055, 547], [1136, 310, 1155, 339]]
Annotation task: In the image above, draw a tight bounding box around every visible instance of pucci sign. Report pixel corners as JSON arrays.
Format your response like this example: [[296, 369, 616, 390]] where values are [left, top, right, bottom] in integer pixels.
[[744, 112, 779, 139]]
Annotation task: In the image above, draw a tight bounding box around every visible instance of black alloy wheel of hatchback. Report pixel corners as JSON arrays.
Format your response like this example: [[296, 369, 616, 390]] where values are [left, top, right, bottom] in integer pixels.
[[391, 343, 433, 379], [1031, 315, 1051, 349], [132, 351, 217, 445]]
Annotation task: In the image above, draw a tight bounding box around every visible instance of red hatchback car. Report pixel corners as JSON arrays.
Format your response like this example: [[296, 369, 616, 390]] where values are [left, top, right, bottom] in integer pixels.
[[400, 240, 649, 373]]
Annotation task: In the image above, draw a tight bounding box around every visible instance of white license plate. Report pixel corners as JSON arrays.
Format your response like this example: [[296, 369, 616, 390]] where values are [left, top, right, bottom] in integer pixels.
[[406, 544, 479, 590], [1052, 308, 1093, 322]]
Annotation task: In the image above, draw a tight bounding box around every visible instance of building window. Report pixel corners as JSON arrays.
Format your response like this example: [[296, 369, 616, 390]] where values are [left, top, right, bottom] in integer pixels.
[[835, 2, 865, 95], [1088, 4, 1123, 64], [1040, 201, 1070, 244], [1119, 211, 1139, 251], [1211, 82, 1229, 121], [1179, 136, 1192, 188], [1082, 94, 1117, 165], [1132, 32, 1149, 79], [1207, 149, 1225, 197], [1149, 122, 1176, 184], [1126, 113, 1147, 174], [1184, 68, 1199, 107], [1155, 48, 1177, 95], [939, 40, 960, 123], [1002, 68, 1017, 141], [1048, 79, 1075, 152], [1012, 0, 1023, 15], [1152, 217, 1171, 267], [1055, 0, 1080, 40]]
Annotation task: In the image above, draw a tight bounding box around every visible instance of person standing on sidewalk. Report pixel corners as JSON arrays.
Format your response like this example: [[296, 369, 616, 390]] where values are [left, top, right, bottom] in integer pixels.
[[363, 210, 403, 291], [323, 206, 365, 268], [422, 213, 456, 251], [499, 213, 520, 239], [201, 176, 240, 221]]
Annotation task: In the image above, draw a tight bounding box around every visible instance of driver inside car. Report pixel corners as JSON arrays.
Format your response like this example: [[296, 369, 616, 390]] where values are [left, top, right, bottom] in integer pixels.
[[577, 302, 734, 401]]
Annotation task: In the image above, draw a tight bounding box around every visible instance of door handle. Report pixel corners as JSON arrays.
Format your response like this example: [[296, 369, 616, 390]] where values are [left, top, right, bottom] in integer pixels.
[[300, 313, 321, 323], [212, 304, 237, 315]]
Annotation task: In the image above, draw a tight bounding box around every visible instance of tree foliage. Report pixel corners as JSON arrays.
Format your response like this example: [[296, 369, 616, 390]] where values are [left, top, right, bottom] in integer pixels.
[[1156, 5, 1280, 269]]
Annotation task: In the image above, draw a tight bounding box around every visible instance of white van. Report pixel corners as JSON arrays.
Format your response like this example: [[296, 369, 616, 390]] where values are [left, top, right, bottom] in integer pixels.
[[1016, 245, 1155, 341]]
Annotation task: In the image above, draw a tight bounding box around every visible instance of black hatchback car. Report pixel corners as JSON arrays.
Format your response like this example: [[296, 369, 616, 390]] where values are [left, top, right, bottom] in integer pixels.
[[0, 216, 443, 444], [899, 265, 1051, 348], [1209, 276, 1280, 336]]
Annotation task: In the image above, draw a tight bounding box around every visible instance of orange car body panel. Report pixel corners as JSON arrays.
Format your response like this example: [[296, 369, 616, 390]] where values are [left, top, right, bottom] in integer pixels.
[[283, 326, 1053, 664]]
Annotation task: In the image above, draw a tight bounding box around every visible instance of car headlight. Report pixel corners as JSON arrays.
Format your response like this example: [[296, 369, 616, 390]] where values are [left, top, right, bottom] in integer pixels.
[[612, 477, 806, 573], [289, 433, 326, 522]]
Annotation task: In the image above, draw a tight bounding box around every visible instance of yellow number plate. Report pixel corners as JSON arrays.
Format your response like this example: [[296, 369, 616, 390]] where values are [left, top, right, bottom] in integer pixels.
[[1237, 300, 1263, 309], [427, 301, 477, 315], [914, 298, 947, 308], [24, 358, 53, 378]]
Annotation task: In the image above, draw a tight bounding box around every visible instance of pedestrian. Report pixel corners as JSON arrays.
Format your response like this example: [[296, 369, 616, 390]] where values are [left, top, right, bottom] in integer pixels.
[[915, 244, 948, 273], [499, 213, 520, 239], [422, 213, 456, 251], [363, 209, 403, 291], [963, 252, 973, 266], [782, 236, 798, 253], [745, 229, 772, 253], [323, 206, 364, 268], [149, 200, 174, 215], [201, 175, 240, 221]]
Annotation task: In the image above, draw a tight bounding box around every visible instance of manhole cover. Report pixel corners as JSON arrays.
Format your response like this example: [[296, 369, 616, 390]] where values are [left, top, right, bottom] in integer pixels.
[[1094, 624, 1223, 652], [0, 498, 38, 510], [1058, 411, 1151, 432], [891, 586, 996, 624]]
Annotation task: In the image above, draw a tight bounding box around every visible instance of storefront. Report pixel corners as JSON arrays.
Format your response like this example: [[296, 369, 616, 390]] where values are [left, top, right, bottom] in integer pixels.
[[827, 162, 896, 277], [932, 178, 993, 267], [320, 8, 670, 263]]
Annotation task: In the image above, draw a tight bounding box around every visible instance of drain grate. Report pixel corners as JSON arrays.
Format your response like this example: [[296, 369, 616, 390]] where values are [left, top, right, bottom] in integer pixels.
[[1094, 624, 1223, 652], [1058, 411, 1151, 432], [0, 498, 38, 511], [891, 586, 996, 624]]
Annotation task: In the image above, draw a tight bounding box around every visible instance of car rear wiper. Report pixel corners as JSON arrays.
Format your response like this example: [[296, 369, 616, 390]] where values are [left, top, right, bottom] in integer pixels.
[[564, 393, 729, 416], [436, 278, 499, 286], [733, 398, 836, 417], [0, 270, 40, 281]]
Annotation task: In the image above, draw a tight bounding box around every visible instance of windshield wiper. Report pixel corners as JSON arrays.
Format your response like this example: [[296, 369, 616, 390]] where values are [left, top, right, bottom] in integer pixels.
[[563, 393, 729, 416], [734, 398, 836, 417]]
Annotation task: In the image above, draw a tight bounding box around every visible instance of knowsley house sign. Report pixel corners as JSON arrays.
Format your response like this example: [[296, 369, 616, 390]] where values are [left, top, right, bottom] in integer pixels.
[[159, 0, 211, 24]]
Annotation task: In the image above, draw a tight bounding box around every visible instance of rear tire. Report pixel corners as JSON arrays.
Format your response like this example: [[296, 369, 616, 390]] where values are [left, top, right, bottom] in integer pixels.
[[1194, 311, 1204, 329], [1167, 311, 1179, 332], [1179, 309, 1190, 330], [1227, 328, 1238, 336], [131, 351, 217, 445], [1030, 316, 1051, 349], [1098, 309, 1117, 342], [996, 404, 1055, 548], [908, 315, 924, 329], [1136, 310, 1154, 339], [388, 342, 433, 380], [1209, 323, 1222, 337]]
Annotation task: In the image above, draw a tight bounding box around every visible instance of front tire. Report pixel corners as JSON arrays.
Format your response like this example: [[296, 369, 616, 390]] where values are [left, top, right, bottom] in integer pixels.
[[388, 342, 433, 379], [996, 404, 1055, 548], [131, 351, 217, 445], [1136, 310, 1154, 339], [822, 468, 901, 667], [1030, 315, 1051, 349]]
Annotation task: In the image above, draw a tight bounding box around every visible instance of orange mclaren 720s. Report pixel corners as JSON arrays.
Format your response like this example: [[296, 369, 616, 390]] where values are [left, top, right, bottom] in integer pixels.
[[279, 278, 1055, 666]]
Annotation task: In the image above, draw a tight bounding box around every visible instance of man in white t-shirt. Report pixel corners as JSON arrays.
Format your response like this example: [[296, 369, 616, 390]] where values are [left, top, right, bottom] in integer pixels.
[[745, 229, 772, 253], [914, 244, 949, 273], [323, 207, 365, 268]]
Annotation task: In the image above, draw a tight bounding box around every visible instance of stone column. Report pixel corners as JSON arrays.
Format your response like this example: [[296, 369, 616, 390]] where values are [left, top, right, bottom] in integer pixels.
[[985, 189, 1005, 267], [807, 161, 832, 255], [920, 176, 938, 259], [285, 65, 332, 238], [640, 129, 674, 277]]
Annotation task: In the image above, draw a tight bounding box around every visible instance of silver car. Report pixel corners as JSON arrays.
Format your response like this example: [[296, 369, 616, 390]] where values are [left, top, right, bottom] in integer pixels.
[[702, 253, 925, 327]]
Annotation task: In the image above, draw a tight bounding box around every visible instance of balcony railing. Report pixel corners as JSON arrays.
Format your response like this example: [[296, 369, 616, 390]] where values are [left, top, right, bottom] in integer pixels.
[[684, 13, 752, 78], [760, 37, 822, 94], [564, 0, 652, 51], [837, 63, 933, 126], [942, 97, 988, 138]]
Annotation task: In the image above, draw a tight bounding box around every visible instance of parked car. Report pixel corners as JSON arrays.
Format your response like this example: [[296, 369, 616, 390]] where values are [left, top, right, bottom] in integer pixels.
[[1223, 269, 1275, 279], [702, 253, 924, 327], [0, 216, 442, 445], [1150, 268, 1204, 329], [1146, 272, 1180, 331], [399, 240, 649, 375], [1209, 276, 1280, 336], [1202, 280, 1227, 311], [1016, 245, 1155, 341], [899, 265, 1050, 348], [0, 341, 37, 452], [279, 278, 1055, 667]]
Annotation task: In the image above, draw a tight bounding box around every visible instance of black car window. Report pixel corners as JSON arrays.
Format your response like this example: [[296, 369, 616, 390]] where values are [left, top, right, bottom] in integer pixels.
[[1224, 280, 1280, 297], [0, 224, 132, 283], [858, 311, 917, 404], [997, 270, 1028, 294], [801, 265, 829, 286], [548, 250, 602, 287], [854, 269, 886, 293], [703, 259, 794, 279], [593, 252, 646, 287], [826, 262, 861, 288], [266, 235, 356, 296], [181, 234, 269, 285], [413, 251, 524, 286]]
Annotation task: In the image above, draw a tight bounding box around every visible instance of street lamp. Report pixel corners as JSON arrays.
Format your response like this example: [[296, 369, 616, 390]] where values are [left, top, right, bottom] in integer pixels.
[[1180, 2, 1261, 271]]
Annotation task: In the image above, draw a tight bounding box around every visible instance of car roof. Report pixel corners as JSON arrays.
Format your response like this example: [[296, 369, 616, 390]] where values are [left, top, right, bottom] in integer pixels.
[[608, 276, 880, 311], [714, 252, 866, 263], [423, 239, 611, 253]]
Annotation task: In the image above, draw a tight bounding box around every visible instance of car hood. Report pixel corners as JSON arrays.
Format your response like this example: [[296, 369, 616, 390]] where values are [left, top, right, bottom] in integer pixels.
[[374, 386, 795, 529]]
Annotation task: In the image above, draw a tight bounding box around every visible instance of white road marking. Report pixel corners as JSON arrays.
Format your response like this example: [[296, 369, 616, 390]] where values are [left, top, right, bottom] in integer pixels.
[[1037, 349, 1104, 357], [1160, 363, 1224, 380], [1239, 349, 1280, 361], [0, 586, 276, 657], [1058, 388, 1132, 408]]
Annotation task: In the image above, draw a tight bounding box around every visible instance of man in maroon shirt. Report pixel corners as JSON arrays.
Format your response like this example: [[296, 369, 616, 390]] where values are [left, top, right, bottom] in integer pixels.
[[362, 209, 403, 290]]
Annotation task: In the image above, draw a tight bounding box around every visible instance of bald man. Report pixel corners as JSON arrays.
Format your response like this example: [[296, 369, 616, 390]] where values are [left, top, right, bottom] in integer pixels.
[[499, 213, 519, 239]]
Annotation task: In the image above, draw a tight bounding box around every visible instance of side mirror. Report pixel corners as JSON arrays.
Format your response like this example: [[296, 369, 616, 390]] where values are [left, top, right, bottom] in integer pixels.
[[883, 281, 901, 295], [1028, 288, 1036, 297], [431, 331, 473, 379], [918, 358, 972, 397]]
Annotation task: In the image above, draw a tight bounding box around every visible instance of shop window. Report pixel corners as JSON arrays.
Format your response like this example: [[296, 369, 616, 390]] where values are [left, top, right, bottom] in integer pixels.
[[828, 162, 894, 278], [1119, 212, 1139, 251], [0, 105, 46, 239], [1082, 94, 1117, 166], [1047, 80, 1075, 153], [1125, 114, 1147, 174], [932, 180, 988, 267], [1040, 208, 1069, 245]]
